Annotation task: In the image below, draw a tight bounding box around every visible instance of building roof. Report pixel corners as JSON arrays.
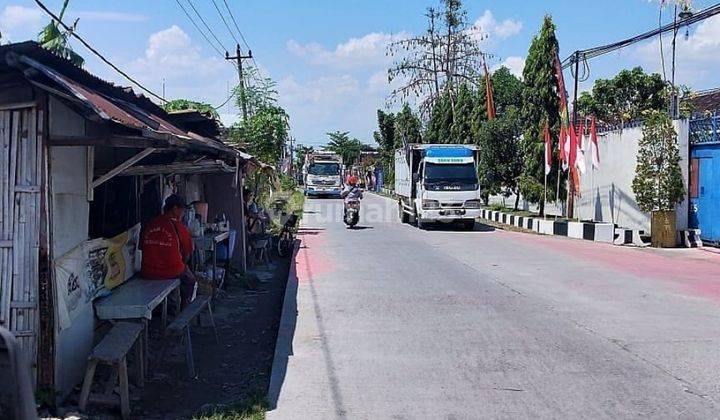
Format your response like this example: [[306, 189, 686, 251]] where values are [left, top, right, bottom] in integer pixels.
[[688, 88, 720, 117], [0, 41, 259, 166]]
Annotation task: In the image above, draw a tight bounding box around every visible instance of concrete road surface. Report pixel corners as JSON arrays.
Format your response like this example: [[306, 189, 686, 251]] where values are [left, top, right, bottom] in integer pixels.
[[268, 193, 720, 419]]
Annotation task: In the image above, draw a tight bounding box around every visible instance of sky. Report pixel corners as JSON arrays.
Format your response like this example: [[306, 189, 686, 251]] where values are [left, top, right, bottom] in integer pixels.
[[1, 0, 719, 147]]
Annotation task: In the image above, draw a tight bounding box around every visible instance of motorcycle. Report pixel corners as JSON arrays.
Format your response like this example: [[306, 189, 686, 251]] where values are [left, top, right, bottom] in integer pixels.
[[343, 198, 361, 228]]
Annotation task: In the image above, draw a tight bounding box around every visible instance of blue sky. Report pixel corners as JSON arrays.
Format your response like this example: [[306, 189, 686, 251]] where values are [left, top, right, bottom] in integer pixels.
[[2, 0, 719, 147]]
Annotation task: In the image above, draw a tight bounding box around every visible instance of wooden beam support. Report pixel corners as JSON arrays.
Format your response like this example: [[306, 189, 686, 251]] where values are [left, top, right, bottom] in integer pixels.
[[91, 148, 156, 192], [49, 135, 166, 148]]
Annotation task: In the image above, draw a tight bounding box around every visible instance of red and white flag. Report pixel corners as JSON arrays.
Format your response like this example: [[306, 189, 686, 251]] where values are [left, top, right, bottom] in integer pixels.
[[590, 116, 600, 170], [560, 125, 569, 171], [575, 123, 587, 175], [543, 121, 552, 175]]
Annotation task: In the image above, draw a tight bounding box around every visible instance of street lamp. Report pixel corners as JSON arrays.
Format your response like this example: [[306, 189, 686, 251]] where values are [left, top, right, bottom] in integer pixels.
[[671, 4, 694, 118]]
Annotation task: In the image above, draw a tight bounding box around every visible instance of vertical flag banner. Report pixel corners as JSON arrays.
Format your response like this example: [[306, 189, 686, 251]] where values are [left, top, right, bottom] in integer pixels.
[[544, 121, 552, 175], [590, 116, 600, 170], [575, 123, 587, 175], [483, 57, 496, 120], [553, 51, 571, 171]]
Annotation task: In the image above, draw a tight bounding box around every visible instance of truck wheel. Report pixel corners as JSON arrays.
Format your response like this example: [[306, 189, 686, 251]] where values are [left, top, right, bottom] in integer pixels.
[[398, 202, 409, 223], [462, 219, 476, 231], [417, 217, 427, 230]]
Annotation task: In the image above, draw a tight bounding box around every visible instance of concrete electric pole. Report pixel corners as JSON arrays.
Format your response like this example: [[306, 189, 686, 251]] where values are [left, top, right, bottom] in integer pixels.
[[225, 44, 253, 121]]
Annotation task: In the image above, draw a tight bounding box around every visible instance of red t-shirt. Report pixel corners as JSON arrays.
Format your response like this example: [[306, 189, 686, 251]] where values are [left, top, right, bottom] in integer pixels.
[[140, 214, 193, 279]]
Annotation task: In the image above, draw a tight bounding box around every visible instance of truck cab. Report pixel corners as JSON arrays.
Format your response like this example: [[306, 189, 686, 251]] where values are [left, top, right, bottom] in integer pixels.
[[396, 144, 481, 230], [303, 152, 344, 198]]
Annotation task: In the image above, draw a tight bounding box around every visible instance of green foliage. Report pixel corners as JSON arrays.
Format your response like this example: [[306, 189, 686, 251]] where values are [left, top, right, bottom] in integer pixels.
[[450, 84, 475, 144], [632, 111, 685, 213], [295, 144, 314, 168], [38, 0, 84, 67], [394, 104, 422, 147], [193, 392, 267, 420], [489, 66, 524, 114], [373, 111, 396, 151], [519, 15, 563, 206], [576, 67, 668, 124], [425, 88, 454, 143], [164, 99, 219, 119], [230, 105, 288, 164], [325, 131, 371, 167], [235, 66, 278, 117], [476, 107, 523, 201]]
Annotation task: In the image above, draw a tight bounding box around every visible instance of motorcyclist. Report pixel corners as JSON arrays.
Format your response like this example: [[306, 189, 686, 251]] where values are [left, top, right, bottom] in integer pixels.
[[341, 176, 363, 221], [341, 176, 363, 201]]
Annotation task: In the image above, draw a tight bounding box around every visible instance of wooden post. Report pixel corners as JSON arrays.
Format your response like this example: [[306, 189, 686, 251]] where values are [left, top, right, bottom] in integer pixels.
[[238, 167, 248, 273]]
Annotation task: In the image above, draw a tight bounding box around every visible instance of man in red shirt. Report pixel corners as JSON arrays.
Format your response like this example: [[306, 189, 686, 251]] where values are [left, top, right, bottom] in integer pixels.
[[140, 194, 196, 306]]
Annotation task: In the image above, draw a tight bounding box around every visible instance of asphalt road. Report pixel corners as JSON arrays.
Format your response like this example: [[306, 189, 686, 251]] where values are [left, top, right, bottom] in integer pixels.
[[268, 193, 720, 419]]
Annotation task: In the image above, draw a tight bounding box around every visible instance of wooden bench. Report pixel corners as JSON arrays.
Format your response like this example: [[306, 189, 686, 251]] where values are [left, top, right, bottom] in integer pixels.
[[164, 295, 219, 378], [79, 322, 144, 419]]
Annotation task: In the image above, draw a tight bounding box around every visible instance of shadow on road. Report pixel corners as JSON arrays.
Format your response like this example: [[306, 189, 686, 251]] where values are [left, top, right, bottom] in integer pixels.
[[421, 222, 496, 233], [348, 226, 374, 230]]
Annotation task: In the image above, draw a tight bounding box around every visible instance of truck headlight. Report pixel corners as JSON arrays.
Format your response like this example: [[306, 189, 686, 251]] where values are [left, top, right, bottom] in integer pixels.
[[464, 200, 481, 209], [423, 199, 440, 209]]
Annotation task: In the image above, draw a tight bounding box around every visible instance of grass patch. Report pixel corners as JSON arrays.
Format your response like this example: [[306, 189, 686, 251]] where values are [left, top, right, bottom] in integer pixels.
[[193, 393, 268, 420]]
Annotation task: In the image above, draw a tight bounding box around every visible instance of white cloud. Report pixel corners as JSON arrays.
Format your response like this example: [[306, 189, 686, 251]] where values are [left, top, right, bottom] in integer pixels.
[[287, 32, 409, 69], [473, 10, 522, 44], [0, 5, 44, 42], [635, 15, 720, 88], [73, 11, 149, 23], [123, 25, 235, 105], [494, 56, 525, 78]]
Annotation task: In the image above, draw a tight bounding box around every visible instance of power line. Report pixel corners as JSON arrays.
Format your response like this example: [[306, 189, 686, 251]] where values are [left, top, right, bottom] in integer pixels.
[[33, 0, 166, 103], [220, 0, 263, 84], [222, 0, 252, 51], [174, 0, 225, 58], [185, 0, 229, 54], [562, 3, 720, 69], [210, 0, 240, 46]]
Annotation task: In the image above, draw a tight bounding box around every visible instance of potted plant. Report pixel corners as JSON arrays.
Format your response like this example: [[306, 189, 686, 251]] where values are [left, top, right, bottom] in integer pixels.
[[631, 111, 685, 247]]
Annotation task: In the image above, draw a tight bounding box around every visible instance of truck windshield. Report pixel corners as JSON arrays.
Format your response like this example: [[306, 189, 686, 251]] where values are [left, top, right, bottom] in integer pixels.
[[308, 163, 341, 176], [425, 163, 477, 183]]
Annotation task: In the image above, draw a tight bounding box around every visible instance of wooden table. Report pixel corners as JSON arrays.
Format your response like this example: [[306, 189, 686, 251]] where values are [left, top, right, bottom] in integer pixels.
[[94, 278, 180, 374], [95, 278, 181, 325]]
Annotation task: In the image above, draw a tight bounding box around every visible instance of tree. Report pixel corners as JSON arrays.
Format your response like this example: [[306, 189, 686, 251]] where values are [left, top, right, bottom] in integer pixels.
[[489, 66, 524, 114], [295, 144, 314, 168], [394, 104, 422, 147], [164, 99, 219, 119], [325, 131, 370, 167], [476, 107, 523, 208], [387, 0, 487, 116], [425, 88, 454, 143], [230, 105, 288, 164], [38, 0, 84, 67], [373, 111, 396, 152], [234, 66, 278, 118], [449, 83, 475, 144], [632, 111, 685, 213], [519, 15, 562, 212], [576, 67, 668, 125]]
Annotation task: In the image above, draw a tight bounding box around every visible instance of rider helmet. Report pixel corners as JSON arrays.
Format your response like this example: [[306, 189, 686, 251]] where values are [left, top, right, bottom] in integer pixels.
[[347, 176, 358, 185]]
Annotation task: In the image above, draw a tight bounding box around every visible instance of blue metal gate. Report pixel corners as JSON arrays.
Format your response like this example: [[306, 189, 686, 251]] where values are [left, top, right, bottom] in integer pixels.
[[689, 116, 720, 243]]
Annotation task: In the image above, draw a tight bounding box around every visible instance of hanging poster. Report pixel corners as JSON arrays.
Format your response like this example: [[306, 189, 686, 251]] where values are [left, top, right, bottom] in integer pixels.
[[54, 224, 141, 330]]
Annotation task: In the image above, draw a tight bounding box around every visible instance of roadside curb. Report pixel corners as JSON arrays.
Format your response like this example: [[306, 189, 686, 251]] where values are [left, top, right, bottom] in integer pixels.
[[479, 208, 615, 244]]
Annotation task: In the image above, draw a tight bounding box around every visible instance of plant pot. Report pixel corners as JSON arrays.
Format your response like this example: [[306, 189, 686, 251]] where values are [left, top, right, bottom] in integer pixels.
[[651, 210, 676, 248]]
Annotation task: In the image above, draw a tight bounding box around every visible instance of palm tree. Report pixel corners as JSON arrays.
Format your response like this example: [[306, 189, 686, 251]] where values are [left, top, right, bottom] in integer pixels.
[[325, 131, 373, 167], [38, 0, 84, 67]]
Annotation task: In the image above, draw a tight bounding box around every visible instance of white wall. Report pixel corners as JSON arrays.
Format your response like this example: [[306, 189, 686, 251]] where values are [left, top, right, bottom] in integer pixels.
[[576, 120, 689, 232], [488, 120, 690, 233], [49, 98, 93, 399]]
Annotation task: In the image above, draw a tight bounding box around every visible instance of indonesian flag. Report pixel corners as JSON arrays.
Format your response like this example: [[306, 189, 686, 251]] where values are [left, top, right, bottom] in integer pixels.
[[554, 51, 572, 172], [575, 123, 587, 175], [543, 121, 552, 175], [590, 116, 600, 170], [560, 125, 568, 170]]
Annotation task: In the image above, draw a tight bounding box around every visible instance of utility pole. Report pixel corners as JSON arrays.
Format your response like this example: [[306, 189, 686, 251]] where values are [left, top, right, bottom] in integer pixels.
[[568, 50, 581, 219], [225, 44, 253, 121]]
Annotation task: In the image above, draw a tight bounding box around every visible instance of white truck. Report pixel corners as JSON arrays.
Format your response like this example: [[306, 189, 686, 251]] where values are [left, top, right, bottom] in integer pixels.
[[395, 144, 482, 230], [303, 151, 344, 198]]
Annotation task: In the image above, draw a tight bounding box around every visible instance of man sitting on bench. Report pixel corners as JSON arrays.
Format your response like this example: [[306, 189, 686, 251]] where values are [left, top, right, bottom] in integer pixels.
[[140, 194, 197, 306]]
